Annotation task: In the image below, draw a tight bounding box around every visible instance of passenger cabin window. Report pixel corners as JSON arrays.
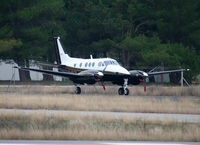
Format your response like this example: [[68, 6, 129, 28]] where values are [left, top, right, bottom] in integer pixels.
[[74, 64, 76, 67], [92, 62, 95, 67], [98, 62, 105, 67], [85, 62, 88, 67], [80, 63, 82, 67], [98, 62, 101, 67], [89, 62, 91, 67]]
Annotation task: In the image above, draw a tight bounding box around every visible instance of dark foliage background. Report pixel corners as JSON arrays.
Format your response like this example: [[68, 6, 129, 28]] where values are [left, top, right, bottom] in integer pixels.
[[0, 0, 200, 81]]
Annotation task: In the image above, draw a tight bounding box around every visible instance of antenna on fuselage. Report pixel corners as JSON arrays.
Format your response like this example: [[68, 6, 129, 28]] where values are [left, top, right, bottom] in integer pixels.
[[90, 55, 93, 59]]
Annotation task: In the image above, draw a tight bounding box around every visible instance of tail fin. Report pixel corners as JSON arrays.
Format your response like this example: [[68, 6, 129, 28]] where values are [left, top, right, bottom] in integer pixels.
[[54, 37, 70, 65]]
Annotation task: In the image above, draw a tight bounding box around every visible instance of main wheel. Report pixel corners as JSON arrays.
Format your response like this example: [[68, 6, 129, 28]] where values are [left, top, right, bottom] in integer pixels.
[[124, 88, 129, 96], [118, 87, 124, 95], [75, 87, 81, 94]]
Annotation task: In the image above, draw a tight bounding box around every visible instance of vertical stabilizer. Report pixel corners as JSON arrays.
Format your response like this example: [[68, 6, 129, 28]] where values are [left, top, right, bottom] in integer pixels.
[[54, 37, 70, 65]]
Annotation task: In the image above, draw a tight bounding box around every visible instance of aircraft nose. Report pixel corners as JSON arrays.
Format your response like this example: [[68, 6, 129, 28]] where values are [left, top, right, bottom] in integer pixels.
[[117, 66, 130, 75], [105, 65, 130, 75]]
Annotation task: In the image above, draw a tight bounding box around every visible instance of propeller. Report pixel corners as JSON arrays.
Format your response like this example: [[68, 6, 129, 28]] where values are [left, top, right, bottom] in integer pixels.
[[101, 81, 106, 91], [142, 72, 148, 92], [144, 77, 147, 92], [100, 65, 108, 91], [93, 71, 105, 91], [139, 77, 147, 92]]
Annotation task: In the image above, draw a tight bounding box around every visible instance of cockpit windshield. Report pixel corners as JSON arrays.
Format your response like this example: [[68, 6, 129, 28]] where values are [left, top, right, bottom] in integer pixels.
[[104, 60, 119, 66]]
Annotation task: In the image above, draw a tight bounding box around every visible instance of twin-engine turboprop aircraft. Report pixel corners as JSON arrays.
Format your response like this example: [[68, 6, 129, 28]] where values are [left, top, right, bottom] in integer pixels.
[[15, 37, 189, 95]]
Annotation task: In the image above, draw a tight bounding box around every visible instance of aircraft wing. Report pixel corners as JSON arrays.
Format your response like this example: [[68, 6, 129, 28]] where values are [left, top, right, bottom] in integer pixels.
[[14, 66, 80, 78], [14, 66, 104, 78], [147, 69, 190, 76]]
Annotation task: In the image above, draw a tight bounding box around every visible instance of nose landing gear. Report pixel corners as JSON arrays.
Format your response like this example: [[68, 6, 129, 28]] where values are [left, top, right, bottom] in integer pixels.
[[124, 88, 129, 95], [118, 79, 129, 95]]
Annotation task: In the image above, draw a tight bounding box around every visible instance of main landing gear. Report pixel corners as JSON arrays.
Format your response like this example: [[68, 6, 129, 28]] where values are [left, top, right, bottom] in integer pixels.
[[75, 86, 81, 94], [118, 87, 129, 95], [74, 79, 130, 95], [118, 79, 129, 96]]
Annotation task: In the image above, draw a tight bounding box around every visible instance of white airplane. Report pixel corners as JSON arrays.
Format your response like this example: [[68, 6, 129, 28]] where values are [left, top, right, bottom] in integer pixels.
[[15, 37, 189, 95]]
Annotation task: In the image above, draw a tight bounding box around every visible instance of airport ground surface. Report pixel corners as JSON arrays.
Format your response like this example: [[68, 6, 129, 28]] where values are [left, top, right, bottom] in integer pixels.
[[1, 109, 200, 123], [0, 140, 200, 145], [0, 85, 200, 142]]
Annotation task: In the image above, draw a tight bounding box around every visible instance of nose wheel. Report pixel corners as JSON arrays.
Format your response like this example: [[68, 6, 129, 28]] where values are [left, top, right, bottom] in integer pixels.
[[75, 86, 81, 94], [118, 79, 129, 95], [124, 88, 129, 95]]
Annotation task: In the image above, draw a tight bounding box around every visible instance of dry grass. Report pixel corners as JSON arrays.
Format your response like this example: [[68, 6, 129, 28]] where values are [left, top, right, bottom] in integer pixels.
[[134, 85, 200, 96], [2, 85, 200, 96], [0, 111, 199, 141], [0, 92, 200, 114], [1, 85, 199, 141]]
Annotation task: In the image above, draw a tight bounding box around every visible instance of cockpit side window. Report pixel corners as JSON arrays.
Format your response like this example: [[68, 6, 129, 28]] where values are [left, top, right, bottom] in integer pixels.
[[113, 60, 119, 65], [104, 60, 119, 66], [104, 61, 110, 66]]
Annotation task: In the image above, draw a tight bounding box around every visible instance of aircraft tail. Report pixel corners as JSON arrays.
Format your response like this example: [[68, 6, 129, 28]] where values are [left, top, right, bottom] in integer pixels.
[[54, 37, 70, 65]]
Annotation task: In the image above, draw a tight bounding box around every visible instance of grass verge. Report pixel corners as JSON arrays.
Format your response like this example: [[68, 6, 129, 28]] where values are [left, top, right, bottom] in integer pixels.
[[0, 111, 199, 141], [0, 93, 199, 114], [2, 85, 200, 96]]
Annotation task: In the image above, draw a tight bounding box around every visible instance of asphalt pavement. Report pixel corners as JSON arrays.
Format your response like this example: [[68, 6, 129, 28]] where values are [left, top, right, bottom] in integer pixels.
[[0, 140, 200, 145], [1, 109, 200, 123]]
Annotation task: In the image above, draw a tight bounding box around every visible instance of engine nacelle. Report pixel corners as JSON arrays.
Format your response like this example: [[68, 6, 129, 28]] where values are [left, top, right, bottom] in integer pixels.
[[128, 70, 148, 85], [71, 77, 97, 85], [128, 76, 141, 85], [71, 70, 104, 85], [78, 70, 103, 78], [129, 70, 148, 77]]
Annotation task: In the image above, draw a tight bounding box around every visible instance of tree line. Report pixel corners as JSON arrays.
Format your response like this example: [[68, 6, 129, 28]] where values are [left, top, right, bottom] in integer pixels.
[[0, 0, 200, 82]]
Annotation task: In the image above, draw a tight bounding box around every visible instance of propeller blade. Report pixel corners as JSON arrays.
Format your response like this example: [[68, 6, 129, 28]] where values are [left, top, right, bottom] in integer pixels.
[[103, 85, 106, 91], [144, 77, 147, 92], [101, 81, 106, 91], [95, 78, 100, 82], [144, 86, 146, 92]]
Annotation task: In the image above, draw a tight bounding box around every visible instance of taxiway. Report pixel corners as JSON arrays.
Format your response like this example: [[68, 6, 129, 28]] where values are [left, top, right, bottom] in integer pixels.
[[0, 140, 200, 145], [1, 109, 200, 123]]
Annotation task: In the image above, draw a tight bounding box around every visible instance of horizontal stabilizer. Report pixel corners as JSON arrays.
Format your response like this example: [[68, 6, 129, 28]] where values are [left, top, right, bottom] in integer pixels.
[[35, 61, 60, 68]]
